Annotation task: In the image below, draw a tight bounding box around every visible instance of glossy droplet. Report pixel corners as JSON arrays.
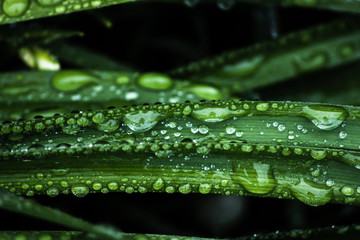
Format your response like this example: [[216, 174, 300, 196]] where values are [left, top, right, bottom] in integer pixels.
[[339, 131, 347, 139], [302, 105, 348, 130], [52, 70, 98, 92], [153, 178, 165, 190], [3, 0, 29, 17], [37, 0, 62, 6], [341, 186, 354, 196], [199, 183, 212, 194], [115, 74, 130, 85], [290, 178, 332, 206], [179, 183, 191, 194], [191, 106, 246, 122], [71, 184, 89, 197], [124, 110, 163, 132], [226, 125, 236, 134], [256, 102, 269, 112], [232, 162, 276, 194], [310, 149, 327, 160], [92, 112, 105, 124], [294, 52, 327, 72], [187, 84, 222, 100], [220, 55, 264, 77], [46, 187, 59, 197], [137, 72, 173, 90], [97, 119, 119, 132]]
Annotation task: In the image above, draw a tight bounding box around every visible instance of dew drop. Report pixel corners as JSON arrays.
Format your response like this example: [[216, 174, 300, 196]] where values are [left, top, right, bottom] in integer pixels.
[[137, 72, 173, 90], [52, 70, 98, 92], [341, 186, 354, 196], [310, 149, 327, 160], [198, 125, 209, 134], [92, 112, 105, 124], [256, 102, 269, 112], [232, 162, 276, 194], [153, 178, 165, 190], [339, 131, 347, 139], [124, 110, 163, 132], [199, 183, 212, 194], [290, 178, 331, 206], [221, 55, 264, 77], [165, 186, 175, 194], [46, 187, 59, 197], [97, 119, 120, 132], [179, 183, 191, 194], [71, 184, 89, 197], [302, 105, 348, 131], [3, 0, 29, 17], [226, 125, 236, 134], [191, 106, 246, 123], [187, 84, 222, 100]]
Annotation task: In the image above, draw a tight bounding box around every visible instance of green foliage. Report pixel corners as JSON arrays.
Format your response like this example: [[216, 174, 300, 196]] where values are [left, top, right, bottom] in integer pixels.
[[1, 1, 360, 239]]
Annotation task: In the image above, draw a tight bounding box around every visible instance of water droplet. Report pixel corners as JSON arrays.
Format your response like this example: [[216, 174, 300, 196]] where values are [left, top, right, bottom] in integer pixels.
[[71, 184, 89, 197], [199, 183, 212, 194], [137, 72, 173, 90], [165, 186, 175, 194], [191, 106, 246, 122], [339, 131, 347, 139], [302, 105, 348, 131], [217, 0, 235, 10], [52, 70, 98, 92], [97, 119, 119, 132], [115, 74, 130, 85], [92, 112, 105, 124], [125, 91, 139, 100], [92, 182, 102, 191], [187, 84, 222, 100], [290, 178, 331, 206], [46, 187, 59, 197], [108, 182, 119, 191], [3, 0, 29, 17], [341, 186, 354, 196], [198, 125, 209, 134], [124, 110, 163, 132], [256, 102, 269, 112], [232, 162, 276, 194], [220, 55, 264, 77], [310, 149, 327, 160], [153, 178, 165, 190], [278, 124, 285, 132], [179, 183, 191, 194], [226, 125, 236, 134], [293, 51, 327, 72]]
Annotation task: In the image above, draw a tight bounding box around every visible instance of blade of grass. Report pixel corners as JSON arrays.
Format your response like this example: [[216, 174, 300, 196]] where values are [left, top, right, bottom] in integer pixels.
[[1, 100, 360, 206], [169, 19, 360, 94]]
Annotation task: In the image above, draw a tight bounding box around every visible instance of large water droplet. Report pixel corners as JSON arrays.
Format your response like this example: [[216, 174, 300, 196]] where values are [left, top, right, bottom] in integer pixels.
[[137, 72, 173, 90], [3, 0, 29, 17], [231, 162, 276, 194], [290, 178, 332, 206], [124, 110, 163, 132], [52, 70, 98, 92], [187, 84, 222, 100], [220, 55, 264, 77], [191, 106, 246, 122], [153, 178, 165, 190], [302, 105, 348, 130], [71, 184, 89, 197]]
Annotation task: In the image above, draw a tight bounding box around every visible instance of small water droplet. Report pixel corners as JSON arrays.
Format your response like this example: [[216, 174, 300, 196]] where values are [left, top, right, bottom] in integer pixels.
[[71, 184, 89, 197]]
